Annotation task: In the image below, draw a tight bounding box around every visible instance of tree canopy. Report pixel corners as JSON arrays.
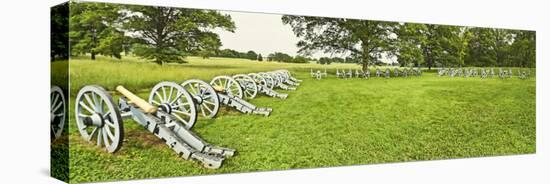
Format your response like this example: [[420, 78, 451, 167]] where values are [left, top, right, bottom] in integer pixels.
[[282, 15, 398, 70], [124, 6, 235, 64], [69, 3, 124, 60], [284, 15, 535, 69]]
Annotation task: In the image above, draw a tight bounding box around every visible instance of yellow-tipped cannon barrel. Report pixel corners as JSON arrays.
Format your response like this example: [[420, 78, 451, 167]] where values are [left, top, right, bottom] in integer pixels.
[[116, 85, 157, 114]]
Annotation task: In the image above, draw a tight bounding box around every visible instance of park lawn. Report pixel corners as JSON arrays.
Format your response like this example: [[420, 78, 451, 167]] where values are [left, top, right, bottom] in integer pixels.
[[62, 56, 535, 183]]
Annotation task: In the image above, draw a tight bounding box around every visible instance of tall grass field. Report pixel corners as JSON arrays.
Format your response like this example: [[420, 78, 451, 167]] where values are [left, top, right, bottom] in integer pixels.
[[54, 56, 535, 183]]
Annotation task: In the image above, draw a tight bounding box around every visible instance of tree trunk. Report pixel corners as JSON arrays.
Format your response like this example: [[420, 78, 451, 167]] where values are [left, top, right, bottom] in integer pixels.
[[91, 52, 96, 60], [361, 52, 369, 71]]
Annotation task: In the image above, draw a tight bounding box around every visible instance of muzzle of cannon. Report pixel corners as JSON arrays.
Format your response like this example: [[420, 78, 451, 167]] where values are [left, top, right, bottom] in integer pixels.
[[75, 82, 235, 169]]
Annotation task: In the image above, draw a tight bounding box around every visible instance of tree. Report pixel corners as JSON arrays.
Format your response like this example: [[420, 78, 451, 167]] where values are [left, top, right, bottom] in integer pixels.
[[292, 56, 309, 63], [258, 54, 263, 61], [69, 2, 124, 60], [395, 23, 426, 67], [282, 15, 398, 71], [124, 6, 235, 65], [465, 27, 497, 67], [319, 57, 331, 65], [245, 50, 258, 60], [419, 24, 463, 69], [510, 30, 535, 67], [51, 3, 69, 61], [268, 52, 293, 62]]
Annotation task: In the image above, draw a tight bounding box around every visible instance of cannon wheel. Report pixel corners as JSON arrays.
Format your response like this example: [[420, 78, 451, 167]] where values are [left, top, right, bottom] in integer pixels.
[[149, 82, 198, 129], [181, 79, 220, 119], [248, 73, 267, 89], [210, 76, 243, 99], [269, 72, 283, 85], [278, 71, 290, 81], [75, 85, 123, 153], [259, 73, 275, 89], [233, 74, 258, 99], [51, 86, 65, 140]]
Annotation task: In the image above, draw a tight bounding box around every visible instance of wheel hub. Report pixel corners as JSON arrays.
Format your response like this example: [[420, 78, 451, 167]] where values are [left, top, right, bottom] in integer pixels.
[[194, 95, 204, 105], [84, 113, 104, 127], [159, 103, 172, 114]]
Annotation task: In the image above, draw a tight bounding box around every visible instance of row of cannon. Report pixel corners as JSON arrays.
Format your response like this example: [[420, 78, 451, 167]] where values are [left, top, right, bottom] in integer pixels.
[[51, 69, 301, 168], [310, 68, 423, 80], [438, 67, 532, 79]]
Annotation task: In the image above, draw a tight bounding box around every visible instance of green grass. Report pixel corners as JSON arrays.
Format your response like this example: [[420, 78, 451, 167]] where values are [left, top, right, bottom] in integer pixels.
[[62, 56, 536, 183]]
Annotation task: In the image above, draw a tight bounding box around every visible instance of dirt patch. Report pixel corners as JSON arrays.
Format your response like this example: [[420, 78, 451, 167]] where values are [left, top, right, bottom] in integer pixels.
[[125, 130, 166, 148]]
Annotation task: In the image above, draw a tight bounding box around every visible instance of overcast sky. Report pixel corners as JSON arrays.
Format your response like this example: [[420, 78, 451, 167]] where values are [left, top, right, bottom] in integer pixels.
[[214, 11, 336, 59], [213, 10, 397, 63]]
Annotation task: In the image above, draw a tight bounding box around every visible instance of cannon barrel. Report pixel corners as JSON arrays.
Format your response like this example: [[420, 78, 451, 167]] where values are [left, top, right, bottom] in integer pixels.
[[116, 85, 157, 113]]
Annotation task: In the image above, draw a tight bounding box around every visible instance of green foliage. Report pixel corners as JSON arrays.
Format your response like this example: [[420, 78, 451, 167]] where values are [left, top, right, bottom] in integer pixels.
[[245, 50, 258, 60], [258, 54, 263, 61], [292, 56, 309, 63], [510, 30, 536, 67], [51, 3, 69, 61], [267, 52, 293, 62], [282, 15, 398, 70], [465, 27, 498, 66], [124, 6, 235, 64], [395, 23, 426, 67], [318, 57, 346, 64], [213, 49, 260, 60], [69, 2, 124, 60]]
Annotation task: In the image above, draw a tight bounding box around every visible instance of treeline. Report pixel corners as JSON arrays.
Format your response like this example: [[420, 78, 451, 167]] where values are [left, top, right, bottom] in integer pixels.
[[208, 49, 312, 63], [64, 2, 236, 65], [212, 49, 261, 60], [265, 52, 311, 63], [317, 57, 371, 65], [283, 16, 536, 70]]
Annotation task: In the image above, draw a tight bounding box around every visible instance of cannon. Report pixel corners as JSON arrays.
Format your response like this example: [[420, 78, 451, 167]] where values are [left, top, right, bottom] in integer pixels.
[[354, 69, 362, 78], [346, 69, 353, 78], [310, 69, 326, 80], [51, 86, 66, 141], [312, 70, 322, 80], [336, 69, 345, 79], [209, 76, 272, 116], [280, 69, 302, 83], [249, 73, 288, 99], [266, 72, 296, 90], [480, 68, 488, 79], [363, 68, 371, 79], [75, 82, 235, 169]]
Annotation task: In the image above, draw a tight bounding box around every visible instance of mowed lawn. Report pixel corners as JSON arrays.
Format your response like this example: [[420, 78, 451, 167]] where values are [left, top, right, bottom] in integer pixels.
[[60, 56, 535, 183]]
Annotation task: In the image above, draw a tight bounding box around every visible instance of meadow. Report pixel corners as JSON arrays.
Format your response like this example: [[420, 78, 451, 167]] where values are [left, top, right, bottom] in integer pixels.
[[58, 56, 536, 183]]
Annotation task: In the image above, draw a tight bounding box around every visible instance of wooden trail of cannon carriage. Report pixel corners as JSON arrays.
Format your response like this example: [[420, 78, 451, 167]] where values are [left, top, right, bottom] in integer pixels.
[[51, 70, 301, 169]]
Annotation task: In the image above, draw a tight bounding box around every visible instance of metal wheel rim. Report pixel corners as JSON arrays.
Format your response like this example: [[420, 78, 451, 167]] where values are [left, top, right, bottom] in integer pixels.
[[51, 86, 65, 140], [248, 73, 267, 89], [259, 73, 275, 89], [181, 79, 220, 119], [233, 74, 258, 99], [210, 76, 244, 99], [75, 85, 123, 153], [149, 82, 198, 129]]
